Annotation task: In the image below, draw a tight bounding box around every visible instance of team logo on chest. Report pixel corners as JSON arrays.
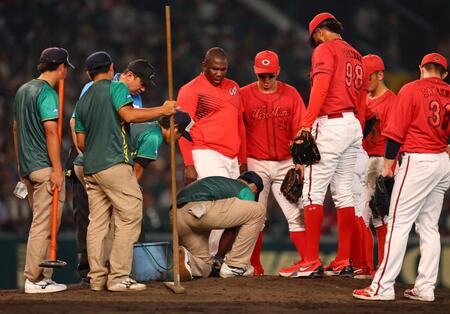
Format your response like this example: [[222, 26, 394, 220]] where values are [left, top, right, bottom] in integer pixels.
[[229, 86, 237, 96]]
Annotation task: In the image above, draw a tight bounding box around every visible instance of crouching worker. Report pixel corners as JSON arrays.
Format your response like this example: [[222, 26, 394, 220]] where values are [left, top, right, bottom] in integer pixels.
[[175, 172, 265, 279]]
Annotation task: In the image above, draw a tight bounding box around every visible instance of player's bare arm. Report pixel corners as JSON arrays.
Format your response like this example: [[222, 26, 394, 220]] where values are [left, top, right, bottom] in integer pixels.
[[184, 165, 198, 185], [75, 132, 86, 152], [70, 117, 81, 154], [44, 119, 64, 191]]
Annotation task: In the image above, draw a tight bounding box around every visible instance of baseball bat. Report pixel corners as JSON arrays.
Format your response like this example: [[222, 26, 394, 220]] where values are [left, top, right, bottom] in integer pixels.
[[39, 79, 67, 268], [163, 5, 185, 294]]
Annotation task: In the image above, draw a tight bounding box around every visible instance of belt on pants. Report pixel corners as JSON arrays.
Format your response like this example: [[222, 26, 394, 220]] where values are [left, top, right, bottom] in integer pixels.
[[326, 110, 355, 119]]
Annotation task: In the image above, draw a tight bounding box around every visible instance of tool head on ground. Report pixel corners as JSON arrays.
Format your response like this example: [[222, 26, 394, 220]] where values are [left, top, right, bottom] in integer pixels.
[[163, 281, 186, 294], [39, 259, 67, 268]]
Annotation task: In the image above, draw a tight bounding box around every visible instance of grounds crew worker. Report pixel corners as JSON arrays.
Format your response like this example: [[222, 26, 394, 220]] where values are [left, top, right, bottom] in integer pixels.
[[13, 47, 74, 293], [176, 172, 266, 280], [68, 57, 161, 283], [74, 51, 175, 292]]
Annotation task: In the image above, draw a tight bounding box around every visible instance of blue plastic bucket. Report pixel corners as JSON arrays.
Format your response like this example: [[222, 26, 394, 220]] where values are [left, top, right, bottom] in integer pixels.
[[132, 241, 171, 282]]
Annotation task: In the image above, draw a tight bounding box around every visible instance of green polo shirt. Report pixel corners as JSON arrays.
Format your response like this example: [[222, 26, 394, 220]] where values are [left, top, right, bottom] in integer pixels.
[[74, 80, 133, 175], [130, 122, 163, 161], [176, 176, 255, 207], [13, 79, 59, 177]]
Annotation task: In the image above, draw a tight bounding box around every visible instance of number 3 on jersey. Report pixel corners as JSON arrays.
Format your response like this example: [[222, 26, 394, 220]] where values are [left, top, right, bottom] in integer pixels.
[[428, 100, 450, 130], [345, 62, 363, 90]]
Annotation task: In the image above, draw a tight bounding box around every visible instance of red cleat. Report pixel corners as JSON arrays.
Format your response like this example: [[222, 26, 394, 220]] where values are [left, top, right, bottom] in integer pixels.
[[283, 259, 323, 278], [353, 286, 395, 301], [278, 260, 302, 278], [353, 267, 373, 279], [324, 259, 353, 277]]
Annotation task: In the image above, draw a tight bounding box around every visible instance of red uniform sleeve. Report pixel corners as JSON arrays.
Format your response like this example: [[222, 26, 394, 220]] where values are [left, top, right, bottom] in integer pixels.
[[291, 88, 307, 137], [177, 85, 198, 166], [302, 72, 332, 128], [382, 86, 413, 143], [310, 44, 335, 77]]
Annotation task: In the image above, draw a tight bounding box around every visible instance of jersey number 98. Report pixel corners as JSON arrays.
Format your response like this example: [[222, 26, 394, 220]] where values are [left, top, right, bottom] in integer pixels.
[[345, 62, 364, 90]]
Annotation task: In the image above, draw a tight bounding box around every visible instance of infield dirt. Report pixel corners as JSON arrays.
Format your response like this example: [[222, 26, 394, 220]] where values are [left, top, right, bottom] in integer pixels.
[[1, 276, 449, 313]]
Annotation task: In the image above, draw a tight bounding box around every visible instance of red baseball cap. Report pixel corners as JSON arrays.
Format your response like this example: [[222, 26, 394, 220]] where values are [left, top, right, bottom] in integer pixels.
[[420, 53, 448, 70], [363, 54, 385, 75], [253, 50, 280, 74], [309, 12, 337, 36]]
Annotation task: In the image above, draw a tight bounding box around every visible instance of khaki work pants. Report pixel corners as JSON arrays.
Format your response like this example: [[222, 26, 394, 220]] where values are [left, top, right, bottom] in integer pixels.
[[84, 163, 142, 289], [23, 167, 65, 282], [177, 197, 265, 277]]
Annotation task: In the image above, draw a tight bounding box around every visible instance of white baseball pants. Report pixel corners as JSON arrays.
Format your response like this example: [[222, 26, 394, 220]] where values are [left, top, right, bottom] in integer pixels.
[[303, 112, 363, 208], [247, 158, 304, 232], [370, 152, 450, 298]]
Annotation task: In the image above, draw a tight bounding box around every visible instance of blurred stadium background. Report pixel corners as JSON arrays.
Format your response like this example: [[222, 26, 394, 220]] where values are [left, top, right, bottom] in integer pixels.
[[0, 0, 449, 289]]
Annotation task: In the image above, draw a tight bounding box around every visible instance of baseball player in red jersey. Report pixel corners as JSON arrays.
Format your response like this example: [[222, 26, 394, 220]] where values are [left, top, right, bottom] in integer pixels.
[[293, 12, 368, 278], [352, 54, 398, 279], [240, 50, 307, 276], [353, 53, 449, 301], [177, 47, 247, 256]]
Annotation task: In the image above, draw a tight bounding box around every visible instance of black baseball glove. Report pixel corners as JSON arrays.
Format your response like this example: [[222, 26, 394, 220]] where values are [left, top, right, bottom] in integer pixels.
[[280, 168, 303, 204], [291, 130, 321, 165], [370, 175, 395, 217]]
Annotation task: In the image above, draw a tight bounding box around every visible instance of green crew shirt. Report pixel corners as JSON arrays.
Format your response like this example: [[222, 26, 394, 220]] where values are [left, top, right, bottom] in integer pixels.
[[13, 79, 59, 177], [130, 122, 163, 161], [74, 80, 133, 175], [73, 122, 163, 167], [176, 176, 255, 207]]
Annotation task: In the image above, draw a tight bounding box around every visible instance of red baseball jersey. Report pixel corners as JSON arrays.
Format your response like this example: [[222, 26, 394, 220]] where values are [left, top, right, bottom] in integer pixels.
[[383, 77, 450, 153], [310, 39, 366, 116], [241, 82, 306, 160], [177, 73, 246, 166], [363, 90, 397, 156]]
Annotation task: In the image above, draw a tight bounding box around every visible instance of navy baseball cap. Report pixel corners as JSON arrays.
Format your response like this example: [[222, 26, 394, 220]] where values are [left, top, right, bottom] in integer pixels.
[[39, 47, 75, 69], [159, 110, 194, 142], [238, 171, 264, 200], [86, 51, 112, 71], [128, 59, 156, 88]]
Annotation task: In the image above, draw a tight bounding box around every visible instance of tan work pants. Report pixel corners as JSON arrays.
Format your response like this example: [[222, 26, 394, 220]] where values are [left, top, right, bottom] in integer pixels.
[[84, 163, 142, 289], [177, 197, 265, 277], [23, 167, 65, 282]]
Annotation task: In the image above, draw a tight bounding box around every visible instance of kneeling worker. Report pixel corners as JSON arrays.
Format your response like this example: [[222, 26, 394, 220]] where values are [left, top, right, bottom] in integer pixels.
[[176, 172, 265, 279]]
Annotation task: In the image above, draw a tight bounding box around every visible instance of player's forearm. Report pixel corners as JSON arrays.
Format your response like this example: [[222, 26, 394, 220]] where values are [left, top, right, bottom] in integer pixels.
[[179, 138, 194, 166], [70, 117, 81, 153], [302, 72, 331, 128], [76, 133, 85, 152], [134, 163, 144, 182], [121, 107, 168, 123], [382, 138, 400, 177]]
